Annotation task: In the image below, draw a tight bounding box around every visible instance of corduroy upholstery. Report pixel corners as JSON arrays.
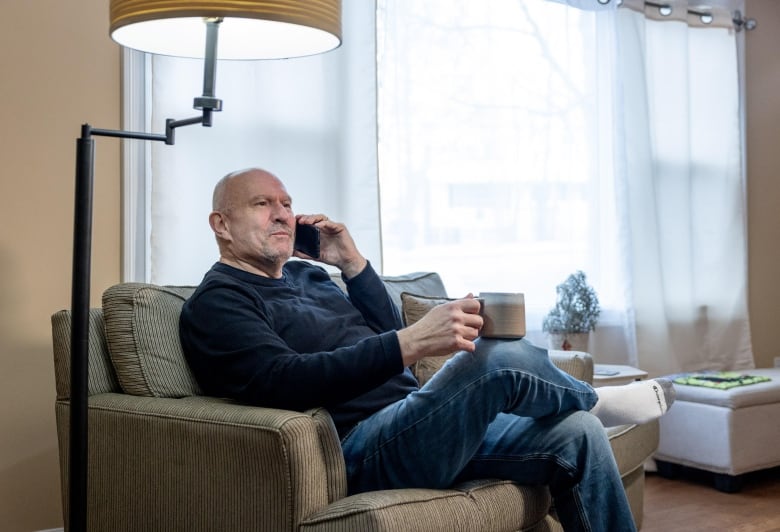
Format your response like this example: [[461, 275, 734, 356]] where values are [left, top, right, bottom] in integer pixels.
[[102, 284, 201, 397], [51, 271, 658, 531]]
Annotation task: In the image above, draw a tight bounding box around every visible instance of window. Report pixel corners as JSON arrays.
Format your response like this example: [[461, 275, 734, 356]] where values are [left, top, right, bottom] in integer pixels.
[[376, 0, 624, 338]]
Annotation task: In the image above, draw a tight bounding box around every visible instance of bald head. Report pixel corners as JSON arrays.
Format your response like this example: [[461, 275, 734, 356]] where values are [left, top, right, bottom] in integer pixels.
[[212, 167, 282, 213]]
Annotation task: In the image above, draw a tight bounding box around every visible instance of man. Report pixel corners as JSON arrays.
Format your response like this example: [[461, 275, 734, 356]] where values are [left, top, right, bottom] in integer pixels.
[[180, 167, 675, 532]]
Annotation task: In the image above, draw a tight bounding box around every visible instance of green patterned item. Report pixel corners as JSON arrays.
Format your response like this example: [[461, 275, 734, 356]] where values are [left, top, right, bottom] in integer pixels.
[[673, 372, 771, 390]]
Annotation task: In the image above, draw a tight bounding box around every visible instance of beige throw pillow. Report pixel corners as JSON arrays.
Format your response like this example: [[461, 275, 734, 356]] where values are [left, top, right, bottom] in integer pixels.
[[400, 292, 458, 386]]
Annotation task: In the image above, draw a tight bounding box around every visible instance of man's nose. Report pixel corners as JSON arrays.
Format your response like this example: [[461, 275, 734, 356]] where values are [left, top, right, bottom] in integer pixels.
[[271, 202, 292, 221]]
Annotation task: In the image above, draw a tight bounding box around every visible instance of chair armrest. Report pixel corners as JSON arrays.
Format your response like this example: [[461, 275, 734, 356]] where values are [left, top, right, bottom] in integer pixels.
[[55, 393, 346, 532], [549, 350, 594, 384]]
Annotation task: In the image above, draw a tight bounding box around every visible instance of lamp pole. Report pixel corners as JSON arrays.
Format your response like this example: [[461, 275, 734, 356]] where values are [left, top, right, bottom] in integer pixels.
[[68, 19, 222, 531]]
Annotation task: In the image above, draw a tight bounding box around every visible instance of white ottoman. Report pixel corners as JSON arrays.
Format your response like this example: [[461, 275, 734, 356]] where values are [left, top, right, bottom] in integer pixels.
[[653, 368, 780, 492]]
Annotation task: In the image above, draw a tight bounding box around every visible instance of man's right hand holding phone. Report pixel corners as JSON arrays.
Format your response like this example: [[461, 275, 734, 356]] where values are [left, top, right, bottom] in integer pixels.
[[294, 214, 367, 279]]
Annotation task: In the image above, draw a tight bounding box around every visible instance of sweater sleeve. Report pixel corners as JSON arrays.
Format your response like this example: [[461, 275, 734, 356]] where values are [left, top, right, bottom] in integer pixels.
[[343, 262, 405, 333], [179, 280, 405, 411]]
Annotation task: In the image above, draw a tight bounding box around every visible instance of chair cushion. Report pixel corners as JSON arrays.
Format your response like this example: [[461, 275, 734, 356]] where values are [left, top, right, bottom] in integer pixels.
[[102, 283, 200, 397], [400, 292, 458, 386], [299, 479, 552, 532], [400, 292, 455, 326]]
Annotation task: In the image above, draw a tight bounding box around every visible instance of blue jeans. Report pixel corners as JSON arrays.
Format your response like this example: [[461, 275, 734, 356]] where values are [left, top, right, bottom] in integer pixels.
[[340, 338, 637, 532]]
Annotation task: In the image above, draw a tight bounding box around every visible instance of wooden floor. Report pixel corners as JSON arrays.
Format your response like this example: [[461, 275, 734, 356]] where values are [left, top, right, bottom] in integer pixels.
[[642, 466, 780, 531]]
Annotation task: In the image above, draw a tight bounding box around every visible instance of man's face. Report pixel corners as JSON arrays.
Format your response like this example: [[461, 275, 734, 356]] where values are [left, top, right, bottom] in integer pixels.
[[217, 170, 296, 275]]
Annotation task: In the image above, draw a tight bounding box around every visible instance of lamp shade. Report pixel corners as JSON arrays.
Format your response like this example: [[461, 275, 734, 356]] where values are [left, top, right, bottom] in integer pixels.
[[110, 0, 341, 59]]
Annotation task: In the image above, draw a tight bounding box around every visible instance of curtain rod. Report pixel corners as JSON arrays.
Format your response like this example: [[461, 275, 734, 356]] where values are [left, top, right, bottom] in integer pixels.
[[615, 0, 756, 30]]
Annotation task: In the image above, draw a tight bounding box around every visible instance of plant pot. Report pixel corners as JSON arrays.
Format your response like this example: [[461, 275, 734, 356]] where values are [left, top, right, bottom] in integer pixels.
[[547, 332, 590, 352]]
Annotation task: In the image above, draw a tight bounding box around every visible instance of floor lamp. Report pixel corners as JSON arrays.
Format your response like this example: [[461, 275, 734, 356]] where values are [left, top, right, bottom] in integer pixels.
[[69, 1, 341, 530]]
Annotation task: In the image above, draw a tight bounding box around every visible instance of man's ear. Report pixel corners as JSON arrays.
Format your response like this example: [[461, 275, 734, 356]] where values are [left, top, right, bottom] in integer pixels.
[[209, 211, 231, 241]]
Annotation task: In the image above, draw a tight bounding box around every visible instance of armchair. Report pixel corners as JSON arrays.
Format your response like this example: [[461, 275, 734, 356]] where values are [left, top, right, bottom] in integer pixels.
[[51, 272, 658, 531]]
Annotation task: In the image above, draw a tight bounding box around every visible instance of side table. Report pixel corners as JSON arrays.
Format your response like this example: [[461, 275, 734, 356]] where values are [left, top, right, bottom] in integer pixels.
[[593, 364, 648, 387]]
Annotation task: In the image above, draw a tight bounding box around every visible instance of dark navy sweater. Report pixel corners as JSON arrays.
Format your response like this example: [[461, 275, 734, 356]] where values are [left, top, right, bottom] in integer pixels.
[[179, 260, 419, 438]]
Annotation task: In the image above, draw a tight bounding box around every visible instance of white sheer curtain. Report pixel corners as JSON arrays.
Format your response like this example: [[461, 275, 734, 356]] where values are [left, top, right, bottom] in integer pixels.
[[376, 0, 754, 374], [135, 0, 380, 285], [616, 5, 754, 375]]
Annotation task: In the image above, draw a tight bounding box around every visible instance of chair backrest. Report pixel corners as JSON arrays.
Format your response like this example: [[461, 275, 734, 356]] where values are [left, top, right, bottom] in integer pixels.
[[51, 284, 199, 399], [328, 270, 448, 310], [52, 271, 447, 399]]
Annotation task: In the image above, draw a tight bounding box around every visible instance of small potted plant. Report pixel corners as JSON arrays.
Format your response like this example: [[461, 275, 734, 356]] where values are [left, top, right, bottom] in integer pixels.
[[543, 270, 600, 351]]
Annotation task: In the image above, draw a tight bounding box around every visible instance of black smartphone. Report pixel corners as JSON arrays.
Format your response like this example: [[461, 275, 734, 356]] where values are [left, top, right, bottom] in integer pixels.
[[294, 221, 320, 258]]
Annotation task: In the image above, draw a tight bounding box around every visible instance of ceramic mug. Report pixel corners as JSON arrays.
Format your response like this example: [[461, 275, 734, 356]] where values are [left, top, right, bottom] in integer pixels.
[[478, 292, 526, 339]]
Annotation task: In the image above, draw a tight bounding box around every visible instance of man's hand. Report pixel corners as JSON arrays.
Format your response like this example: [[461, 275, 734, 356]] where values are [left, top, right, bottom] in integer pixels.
[[295, 214, 367, 279], [396, 296, 484, 367]]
